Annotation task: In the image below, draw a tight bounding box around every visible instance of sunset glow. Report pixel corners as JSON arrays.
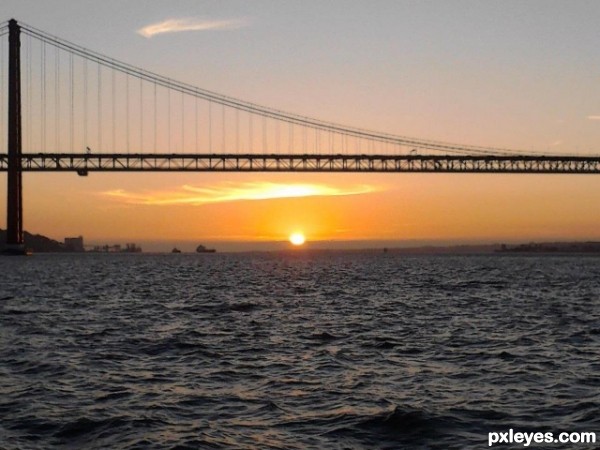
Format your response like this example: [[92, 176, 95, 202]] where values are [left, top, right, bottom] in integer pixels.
[[289, 233, 306, 246], [102, 182, 379, 206]]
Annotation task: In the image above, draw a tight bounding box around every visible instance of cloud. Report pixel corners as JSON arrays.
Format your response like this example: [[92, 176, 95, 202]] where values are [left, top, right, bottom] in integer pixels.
[[550, 140, 562, 147], [102, 182, 380, 206], [587, 115, 600, 121], [137, 17, 249, 38]]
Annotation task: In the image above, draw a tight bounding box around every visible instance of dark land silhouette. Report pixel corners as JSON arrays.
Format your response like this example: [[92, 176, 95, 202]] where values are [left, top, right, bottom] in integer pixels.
[[0, 229, 66, 252], [2, 229, 599, 254]]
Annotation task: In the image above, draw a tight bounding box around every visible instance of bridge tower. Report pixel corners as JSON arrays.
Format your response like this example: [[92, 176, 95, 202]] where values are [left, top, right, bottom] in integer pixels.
[[5, 19, 25, 254]]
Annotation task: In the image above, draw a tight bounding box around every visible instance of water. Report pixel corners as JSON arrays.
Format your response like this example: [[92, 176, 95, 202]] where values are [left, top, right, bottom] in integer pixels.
[[1, 253, 599, 449]]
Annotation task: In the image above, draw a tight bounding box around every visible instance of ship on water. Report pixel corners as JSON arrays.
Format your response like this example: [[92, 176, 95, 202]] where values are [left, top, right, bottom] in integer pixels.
[[196, 244, 216, 253]]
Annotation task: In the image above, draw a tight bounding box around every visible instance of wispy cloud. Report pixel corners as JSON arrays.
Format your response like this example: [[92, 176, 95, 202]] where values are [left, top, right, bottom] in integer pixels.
[[102, 182, 380, 206], [550, 140, 562, 147], [587, 115, 600, 121], [138, 17, 249, 38]]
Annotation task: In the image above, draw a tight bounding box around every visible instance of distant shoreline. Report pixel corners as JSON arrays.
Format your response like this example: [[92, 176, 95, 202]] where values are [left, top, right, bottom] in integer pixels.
[[495, 241, 600, 254], [2, 229, 600, 255]]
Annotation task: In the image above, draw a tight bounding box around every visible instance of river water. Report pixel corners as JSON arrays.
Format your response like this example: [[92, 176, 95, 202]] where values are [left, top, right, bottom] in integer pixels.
[[1, 253, 599, 449]]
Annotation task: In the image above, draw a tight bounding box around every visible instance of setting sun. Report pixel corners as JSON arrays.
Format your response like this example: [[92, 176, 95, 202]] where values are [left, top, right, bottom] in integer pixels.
[[289, 232, 306, 246]]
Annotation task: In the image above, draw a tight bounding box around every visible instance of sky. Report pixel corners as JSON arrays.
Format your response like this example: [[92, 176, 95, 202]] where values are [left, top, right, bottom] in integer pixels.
[[1, 0, 599, 251]]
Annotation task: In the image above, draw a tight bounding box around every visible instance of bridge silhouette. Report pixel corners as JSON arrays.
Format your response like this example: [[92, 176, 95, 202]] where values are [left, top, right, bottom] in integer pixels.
[[1, 19, 599, 254]]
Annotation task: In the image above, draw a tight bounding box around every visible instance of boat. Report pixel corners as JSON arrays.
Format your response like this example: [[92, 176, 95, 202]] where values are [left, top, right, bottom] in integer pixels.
[[196, 244, 216, 253], [171, 247, 182, 253]]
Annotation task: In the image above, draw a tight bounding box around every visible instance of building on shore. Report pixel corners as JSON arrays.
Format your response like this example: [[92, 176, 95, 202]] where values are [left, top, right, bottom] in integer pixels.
[[64, 236, 85, 252]]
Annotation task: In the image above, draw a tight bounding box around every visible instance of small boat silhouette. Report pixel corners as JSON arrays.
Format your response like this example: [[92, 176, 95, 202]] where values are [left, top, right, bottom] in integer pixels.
[[196, 244, 216, 253], [171, 247, 182, 253]]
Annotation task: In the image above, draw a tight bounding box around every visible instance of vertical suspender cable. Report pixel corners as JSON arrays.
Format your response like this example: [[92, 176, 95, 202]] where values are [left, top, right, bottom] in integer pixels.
[[153, 82, 157, 153], [0, 34, 4, 153], [303, 126, 307, 154], [140, 77, 143, 152], [262, 116, 266, 153], [27, 35, 32, 152], [194, 96, 198, 153], [55, 46, 60, 152], [69, 51, 73, 152], [126, 73, 130, 152], [41, 39, 46, 151], [319, 129, 322, 154], [208, 100, 212, 152], [249, 113, 253, 154], [111, 67, 115, 151], [180, 91, 184, 152], [98, 63, 102, 152], [221, 104, 225, 152], [235, 108, 239, 153], [83, 58, 88, 150], [276, 120, 280, 153], [167, 87, 170, 152]]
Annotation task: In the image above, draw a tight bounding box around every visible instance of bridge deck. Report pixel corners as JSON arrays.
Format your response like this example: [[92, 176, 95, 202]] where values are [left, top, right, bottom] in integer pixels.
[[0, 153, 599, 174]]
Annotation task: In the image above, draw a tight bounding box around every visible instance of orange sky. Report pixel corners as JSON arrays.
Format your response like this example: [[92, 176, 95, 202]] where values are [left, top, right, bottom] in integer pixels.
[[2, 169, 596, 251]]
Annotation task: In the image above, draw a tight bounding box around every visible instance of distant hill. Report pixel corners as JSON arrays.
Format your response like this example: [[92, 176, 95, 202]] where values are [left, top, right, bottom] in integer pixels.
[[498, 241, 600, 253], [0, 229, 66, 252]]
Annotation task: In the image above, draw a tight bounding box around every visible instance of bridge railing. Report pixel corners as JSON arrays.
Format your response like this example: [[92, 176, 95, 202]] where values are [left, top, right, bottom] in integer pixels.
[[1, 153, 598, 174]]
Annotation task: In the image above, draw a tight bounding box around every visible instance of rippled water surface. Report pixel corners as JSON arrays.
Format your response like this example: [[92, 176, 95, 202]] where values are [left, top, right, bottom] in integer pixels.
[[1, 253, 599, 449]]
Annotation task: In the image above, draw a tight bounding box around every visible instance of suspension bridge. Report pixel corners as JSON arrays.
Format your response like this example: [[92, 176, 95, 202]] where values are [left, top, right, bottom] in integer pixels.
[[1, 19, 599, 254]]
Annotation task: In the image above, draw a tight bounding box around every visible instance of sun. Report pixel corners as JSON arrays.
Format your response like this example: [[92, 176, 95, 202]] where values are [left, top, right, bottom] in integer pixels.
[[289, 232, 306, 246]]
